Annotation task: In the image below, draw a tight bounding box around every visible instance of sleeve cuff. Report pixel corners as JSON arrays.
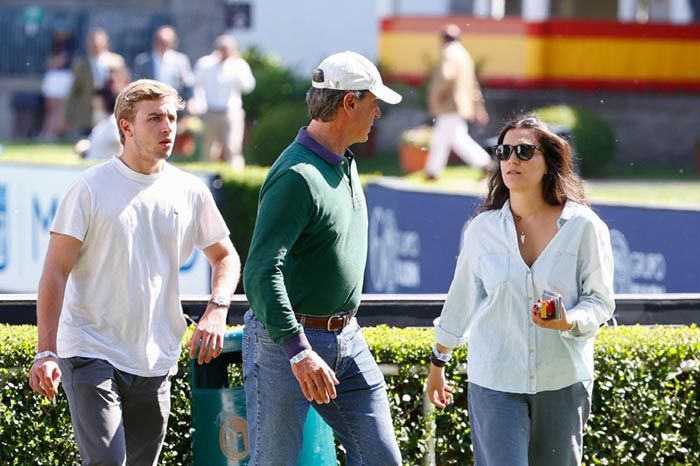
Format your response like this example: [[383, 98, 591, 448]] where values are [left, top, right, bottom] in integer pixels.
[[280, 332, 312, 359], [434, 318, 466, 348]]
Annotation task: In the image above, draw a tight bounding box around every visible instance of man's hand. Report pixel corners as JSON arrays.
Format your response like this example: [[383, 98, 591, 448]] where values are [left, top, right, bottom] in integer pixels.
[[189, 304, 227, 364], [290, 351, 339, 404], [426, 364, 453, 409], [29, 357, 61, 400]]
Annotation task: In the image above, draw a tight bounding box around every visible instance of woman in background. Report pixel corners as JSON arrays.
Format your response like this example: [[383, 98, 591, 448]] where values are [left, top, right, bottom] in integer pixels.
[[40, 27, 74, 141]]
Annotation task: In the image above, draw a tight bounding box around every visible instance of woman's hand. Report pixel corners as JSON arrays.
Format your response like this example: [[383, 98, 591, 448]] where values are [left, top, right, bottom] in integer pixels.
[[426, 364, 454, 409], [532, 300, 574, 331]]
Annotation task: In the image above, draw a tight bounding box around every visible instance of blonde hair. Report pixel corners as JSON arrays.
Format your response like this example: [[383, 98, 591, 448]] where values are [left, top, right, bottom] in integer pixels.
[[114, 79, 184, 144]]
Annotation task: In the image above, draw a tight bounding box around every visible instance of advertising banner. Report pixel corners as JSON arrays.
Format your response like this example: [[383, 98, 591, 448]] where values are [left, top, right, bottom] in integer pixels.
[[0, 163, 215, 293], [365, 180, 699, 294]]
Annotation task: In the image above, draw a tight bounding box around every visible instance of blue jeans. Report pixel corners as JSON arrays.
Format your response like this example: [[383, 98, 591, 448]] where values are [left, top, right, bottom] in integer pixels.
[[243, 310, 402, 466], [468, 382, 591, 466]]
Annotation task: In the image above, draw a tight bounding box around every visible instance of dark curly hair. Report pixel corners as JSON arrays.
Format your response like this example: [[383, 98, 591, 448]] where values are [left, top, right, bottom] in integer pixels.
[[482, 115, 588, 211]]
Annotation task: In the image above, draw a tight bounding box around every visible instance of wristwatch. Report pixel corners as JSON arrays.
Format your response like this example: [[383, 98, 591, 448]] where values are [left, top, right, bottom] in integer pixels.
[[430, 345, 452, 368], [290, 349, 313, 365], [209, 295, 230, 308], [34, 350, 59, 362]]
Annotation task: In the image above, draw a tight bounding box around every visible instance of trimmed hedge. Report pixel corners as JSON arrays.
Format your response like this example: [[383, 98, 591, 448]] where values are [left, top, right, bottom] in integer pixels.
[[1, 324, 698, 465], [247, 102, 310, 166], [241, 46, 308, 124], [209, 164, 269, 265]]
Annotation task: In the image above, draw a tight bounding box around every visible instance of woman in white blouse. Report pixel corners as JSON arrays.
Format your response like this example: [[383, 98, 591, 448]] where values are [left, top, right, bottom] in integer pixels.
[[426, 115, 615, 466]]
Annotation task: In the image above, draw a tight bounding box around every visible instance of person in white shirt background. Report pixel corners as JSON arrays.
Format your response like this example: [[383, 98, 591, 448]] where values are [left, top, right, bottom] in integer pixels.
[[426, 115, 615, 466], [192, 34, 255, 170]]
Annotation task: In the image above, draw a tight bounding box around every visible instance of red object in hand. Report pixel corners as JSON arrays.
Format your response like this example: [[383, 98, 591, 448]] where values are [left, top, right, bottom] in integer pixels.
[[536, 299, 556, 319]]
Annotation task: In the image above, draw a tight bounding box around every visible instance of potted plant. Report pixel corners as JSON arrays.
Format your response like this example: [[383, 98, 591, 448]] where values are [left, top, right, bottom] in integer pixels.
[[398, 124, 431, 174]]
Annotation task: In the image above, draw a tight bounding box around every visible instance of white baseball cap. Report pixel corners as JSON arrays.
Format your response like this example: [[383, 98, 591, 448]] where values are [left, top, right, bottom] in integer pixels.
[[311, 51, 402, 105]]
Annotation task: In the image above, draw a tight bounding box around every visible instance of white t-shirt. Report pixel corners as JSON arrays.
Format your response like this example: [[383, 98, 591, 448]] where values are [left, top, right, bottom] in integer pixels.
[[193, 53, 255, 112], [51, 156, 229, 376]]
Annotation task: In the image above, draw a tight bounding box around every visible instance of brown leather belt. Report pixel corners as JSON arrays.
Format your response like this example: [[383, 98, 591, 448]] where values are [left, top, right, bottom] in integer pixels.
[[294, 309, 357, 332]]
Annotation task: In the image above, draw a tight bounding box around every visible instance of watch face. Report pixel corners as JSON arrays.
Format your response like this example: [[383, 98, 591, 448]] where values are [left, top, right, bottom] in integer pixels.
[[210, 296, 229, 306]]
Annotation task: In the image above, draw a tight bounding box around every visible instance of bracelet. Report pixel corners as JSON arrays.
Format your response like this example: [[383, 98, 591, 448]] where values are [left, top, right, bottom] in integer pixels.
[[430, 346, 452, 368], [289, 349, 313, 365], [568, 320, 581, 336], [34, 350, 59, 362]]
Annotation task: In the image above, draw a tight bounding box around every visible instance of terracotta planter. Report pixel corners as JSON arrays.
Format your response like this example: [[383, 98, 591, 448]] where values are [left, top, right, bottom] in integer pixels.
[[398, 144, 429, 174]]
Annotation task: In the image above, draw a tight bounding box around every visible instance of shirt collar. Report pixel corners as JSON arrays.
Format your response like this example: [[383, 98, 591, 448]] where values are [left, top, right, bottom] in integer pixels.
[[295, 127, 350, 166], [558, 200, 579, 227]]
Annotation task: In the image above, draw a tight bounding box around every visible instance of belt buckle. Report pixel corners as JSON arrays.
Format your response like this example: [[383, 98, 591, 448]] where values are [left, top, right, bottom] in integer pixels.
[[327, 314, 344, 331]]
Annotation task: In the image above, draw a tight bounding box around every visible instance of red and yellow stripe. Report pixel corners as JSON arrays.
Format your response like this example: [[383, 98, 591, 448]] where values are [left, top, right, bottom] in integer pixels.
[[380, 16, 700, 91]]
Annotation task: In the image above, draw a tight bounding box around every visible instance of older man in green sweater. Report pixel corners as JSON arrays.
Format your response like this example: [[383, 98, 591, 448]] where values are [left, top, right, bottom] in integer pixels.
[[242, 51, 402, 466]]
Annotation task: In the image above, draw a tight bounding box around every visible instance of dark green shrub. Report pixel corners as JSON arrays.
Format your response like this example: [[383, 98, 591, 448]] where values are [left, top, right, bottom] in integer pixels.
[[534, 105, 616, 177], [242, 46, 308, 124], [173, 162, 264, 262], [247, 102, 310, 166], [2, 324, 699, 465], [213, 165, 267, 265]]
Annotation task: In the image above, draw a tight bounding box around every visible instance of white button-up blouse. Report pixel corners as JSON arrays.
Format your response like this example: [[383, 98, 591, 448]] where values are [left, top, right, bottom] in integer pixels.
[[435, 200, 615, 394]]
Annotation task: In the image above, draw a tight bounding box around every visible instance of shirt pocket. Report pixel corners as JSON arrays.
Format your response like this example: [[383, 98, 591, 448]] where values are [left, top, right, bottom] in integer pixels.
[[478, 253, 510, 293], [546, 250, 578, 295]]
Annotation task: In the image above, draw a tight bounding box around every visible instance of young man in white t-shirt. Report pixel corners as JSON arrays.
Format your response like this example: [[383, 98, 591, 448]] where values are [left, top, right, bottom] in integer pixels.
[[28, 79, 240, 465]]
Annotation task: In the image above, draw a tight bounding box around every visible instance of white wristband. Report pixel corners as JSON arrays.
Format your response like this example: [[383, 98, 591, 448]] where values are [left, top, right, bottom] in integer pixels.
[[289, 349, 313, 365], [34, 350, 59, 362], [432, 345, 452, 363]]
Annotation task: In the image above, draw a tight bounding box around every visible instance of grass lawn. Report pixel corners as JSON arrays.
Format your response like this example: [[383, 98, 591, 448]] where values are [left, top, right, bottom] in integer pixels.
[[2, 141, 699, 208]]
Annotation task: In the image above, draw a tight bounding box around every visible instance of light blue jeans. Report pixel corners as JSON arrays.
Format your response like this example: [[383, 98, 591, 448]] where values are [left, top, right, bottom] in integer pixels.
[[242, 310, 402, 466], [468, 382, 591, 466]]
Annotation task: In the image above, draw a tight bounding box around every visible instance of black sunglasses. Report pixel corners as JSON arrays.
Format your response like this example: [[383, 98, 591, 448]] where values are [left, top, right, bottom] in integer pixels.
[[492, 144, 542, 161]]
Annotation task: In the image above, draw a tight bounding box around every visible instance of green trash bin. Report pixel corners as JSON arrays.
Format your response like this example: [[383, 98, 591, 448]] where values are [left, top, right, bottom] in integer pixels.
[[190, 329, 337, 465]]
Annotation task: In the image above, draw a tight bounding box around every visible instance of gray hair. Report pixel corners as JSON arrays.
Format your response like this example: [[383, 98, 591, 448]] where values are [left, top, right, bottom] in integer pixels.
[[305, 88, 367, 122]]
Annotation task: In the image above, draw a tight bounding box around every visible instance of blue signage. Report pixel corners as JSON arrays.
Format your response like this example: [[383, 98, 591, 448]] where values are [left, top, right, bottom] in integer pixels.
[[0, 184, 6, 271], [364, 181, 700, 294]]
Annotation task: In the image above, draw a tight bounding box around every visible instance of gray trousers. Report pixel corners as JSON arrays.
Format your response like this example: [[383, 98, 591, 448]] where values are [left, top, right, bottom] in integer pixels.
[[468, 382, 591, 466], [59, 357, 172, 466]]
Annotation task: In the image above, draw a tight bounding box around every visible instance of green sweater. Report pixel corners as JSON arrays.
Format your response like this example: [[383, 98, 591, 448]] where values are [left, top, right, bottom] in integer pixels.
[[243, 138, 367, 351]]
